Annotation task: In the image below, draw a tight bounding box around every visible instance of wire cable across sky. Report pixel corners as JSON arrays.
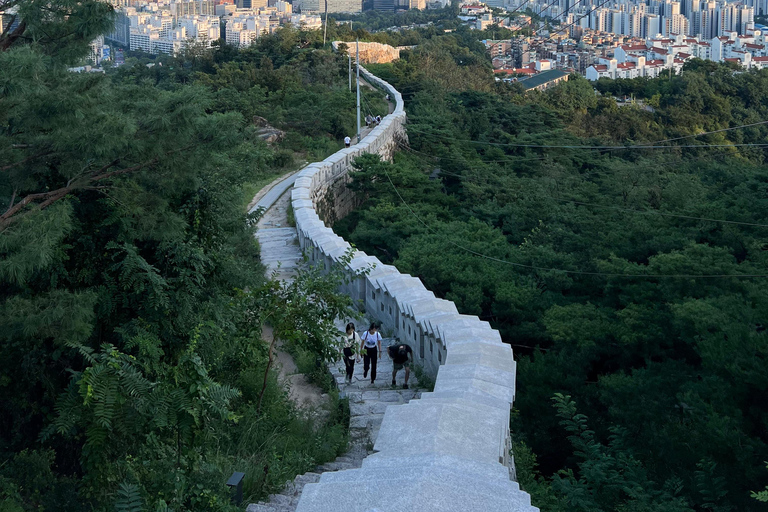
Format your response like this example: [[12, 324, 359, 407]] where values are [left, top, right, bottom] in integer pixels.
[[405, 125, 768, 150], [394, 141, 768, 229], [380, 167, 768, 279]]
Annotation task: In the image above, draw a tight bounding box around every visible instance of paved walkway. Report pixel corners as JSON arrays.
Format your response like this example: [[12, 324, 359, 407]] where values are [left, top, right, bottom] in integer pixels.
[[329, 330, 421, 449], [247, 142, 421, 512], [255, 189, 302, 282], [248, 329, 422, 512]]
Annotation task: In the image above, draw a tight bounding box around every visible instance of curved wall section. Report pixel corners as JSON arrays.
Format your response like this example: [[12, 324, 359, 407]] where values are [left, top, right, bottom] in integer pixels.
[[291, 68, 538, 512]]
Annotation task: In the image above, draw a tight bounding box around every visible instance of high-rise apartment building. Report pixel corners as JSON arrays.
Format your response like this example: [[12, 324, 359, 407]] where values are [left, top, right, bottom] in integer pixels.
[[591, 8, 610, 32], [700, 2, 717, 39], [646, 13, 661, 36], [372, 0, 394, 11]]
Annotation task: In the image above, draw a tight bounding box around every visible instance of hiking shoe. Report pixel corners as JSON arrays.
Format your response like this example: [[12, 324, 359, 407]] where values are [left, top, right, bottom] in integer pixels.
[[392, 379, 396, 386], [403, 384, 409, 389], [363, 370, 368, 378]]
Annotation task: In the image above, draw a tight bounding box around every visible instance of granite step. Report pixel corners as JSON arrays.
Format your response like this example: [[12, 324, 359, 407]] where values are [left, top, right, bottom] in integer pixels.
[[256, 227, 297, 237], [246, 503, 292, 512], [296, 472, 538, 512], [316, 460, 355, 472]]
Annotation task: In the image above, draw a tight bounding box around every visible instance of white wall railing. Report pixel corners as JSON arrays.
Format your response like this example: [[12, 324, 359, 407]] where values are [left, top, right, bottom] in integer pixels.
[[289, 67, 538, 512]]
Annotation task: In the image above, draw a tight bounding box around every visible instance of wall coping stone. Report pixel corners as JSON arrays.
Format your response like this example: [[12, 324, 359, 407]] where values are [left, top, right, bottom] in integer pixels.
[[289, 67, 538, 512], [406, 297, 459, 318]]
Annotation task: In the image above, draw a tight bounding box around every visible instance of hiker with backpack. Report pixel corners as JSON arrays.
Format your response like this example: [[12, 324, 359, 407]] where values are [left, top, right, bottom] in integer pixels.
[[388, 343, 414, 389], [340, 322, 361, 384], [360, 323, 382, 385]]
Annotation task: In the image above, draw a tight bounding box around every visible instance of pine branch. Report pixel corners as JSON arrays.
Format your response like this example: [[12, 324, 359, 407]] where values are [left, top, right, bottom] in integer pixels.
[[92, 159, 154, 183], [0, 19, 27, 51], [0, 145, 194, 229], [0, 0, 21, 11], [0, 150, 54, 172], [2, 189, 60, 220]]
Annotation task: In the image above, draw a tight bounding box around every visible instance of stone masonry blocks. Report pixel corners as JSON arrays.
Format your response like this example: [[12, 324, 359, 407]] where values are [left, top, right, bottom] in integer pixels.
[[288, 66, 537, 512]]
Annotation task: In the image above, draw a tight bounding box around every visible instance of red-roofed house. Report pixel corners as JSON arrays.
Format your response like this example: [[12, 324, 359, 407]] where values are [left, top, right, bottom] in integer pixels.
[[616, 61, 640, 78], [753, 55, 768, 69], [684, 40, 711, 60], [494, 62, 538, 76], [644, 59, 665, 78], [615, 44, 648, 62], [586, 58, 616, 80], [730, 50, 752, 67]]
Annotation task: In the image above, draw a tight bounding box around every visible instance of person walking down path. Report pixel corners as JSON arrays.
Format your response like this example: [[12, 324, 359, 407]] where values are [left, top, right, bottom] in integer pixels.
[[344, 136, 351, 147], [388, 343, 414, 389], [341, 323, 361, 384], [360, 323, 382, 385]]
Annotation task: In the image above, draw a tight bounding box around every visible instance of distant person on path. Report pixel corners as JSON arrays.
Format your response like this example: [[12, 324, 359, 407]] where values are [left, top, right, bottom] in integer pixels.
[[385, 93, 390, 101], [376, 115, 381, 124], [360, 323, 382, 384], [365, 115, 371, 127], [344, 136, 351, 147], [341, 322, 361, 384], [388, 343, 414, 389]]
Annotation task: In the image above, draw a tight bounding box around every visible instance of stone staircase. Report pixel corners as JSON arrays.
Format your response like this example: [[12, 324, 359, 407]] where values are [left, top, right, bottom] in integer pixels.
[[254, 180, 303, 282], [246, 336, 424, 512], [330, 336, 421, 445], [255, 227, 302, 281], [249, 176, 425, 512], [245, 455, 361, 512], [247, 68, 539, 512]]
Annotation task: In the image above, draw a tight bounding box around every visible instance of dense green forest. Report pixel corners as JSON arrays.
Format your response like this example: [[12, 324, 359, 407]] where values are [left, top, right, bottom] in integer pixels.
[[4, 0, 768, 509], [335, 37, 768, 511], [0, 3, 375, 510]]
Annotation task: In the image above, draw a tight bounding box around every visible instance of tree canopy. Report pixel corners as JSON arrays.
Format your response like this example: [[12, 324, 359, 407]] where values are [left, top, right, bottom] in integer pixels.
[[1, 18, 366, 511], [336, 37, 768, 512]]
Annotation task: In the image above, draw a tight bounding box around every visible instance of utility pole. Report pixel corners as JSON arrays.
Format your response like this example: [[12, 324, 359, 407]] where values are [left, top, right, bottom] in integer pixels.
[[323, 0, 328, 46], [348, 52, 352, 92], [356, 38, 361, 143]]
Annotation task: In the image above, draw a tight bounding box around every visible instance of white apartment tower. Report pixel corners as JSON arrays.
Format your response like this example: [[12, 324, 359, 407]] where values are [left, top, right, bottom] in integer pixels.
[[646, 13, 661, 37]]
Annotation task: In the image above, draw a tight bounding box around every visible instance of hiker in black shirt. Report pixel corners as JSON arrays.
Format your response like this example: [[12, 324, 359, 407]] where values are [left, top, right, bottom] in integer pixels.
[[388, 343, 414, 389]]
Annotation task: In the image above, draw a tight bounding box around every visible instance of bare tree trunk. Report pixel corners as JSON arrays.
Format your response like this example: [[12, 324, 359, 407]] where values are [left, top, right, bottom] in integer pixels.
[[0, 19, 26, 52], [256, 331, 277, 415]]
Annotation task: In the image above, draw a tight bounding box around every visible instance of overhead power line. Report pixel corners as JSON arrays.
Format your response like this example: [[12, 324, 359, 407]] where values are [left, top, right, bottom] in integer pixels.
[[559, 198, 768, 227], [397, 140, 553, 163], [533, 0, 572, 26], [653, 120, 768, 144], [395, 141, 768, 229], [541, 0, 614, 41], [504, 0, 535, 17], [381, 168, 768, 279], [532, 0, 589, 36], [404, 124, 768, 150]]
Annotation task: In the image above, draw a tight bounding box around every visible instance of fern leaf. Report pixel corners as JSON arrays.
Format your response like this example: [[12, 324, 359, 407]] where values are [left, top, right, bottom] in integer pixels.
[[114, 482, 143, 512]]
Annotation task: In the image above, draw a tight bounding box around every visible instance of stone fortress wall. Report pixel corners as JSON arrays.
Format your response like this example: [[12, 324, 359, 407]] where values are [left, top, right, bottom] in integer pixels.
[[290, 68, 539, 512], [331, 41, 401, 64]]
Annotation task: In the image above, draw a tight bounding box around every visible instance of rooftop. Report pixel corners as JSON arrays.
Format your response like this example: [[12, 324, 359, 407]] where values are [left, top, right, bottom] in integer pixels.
[[519, 69, 569, 90]]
